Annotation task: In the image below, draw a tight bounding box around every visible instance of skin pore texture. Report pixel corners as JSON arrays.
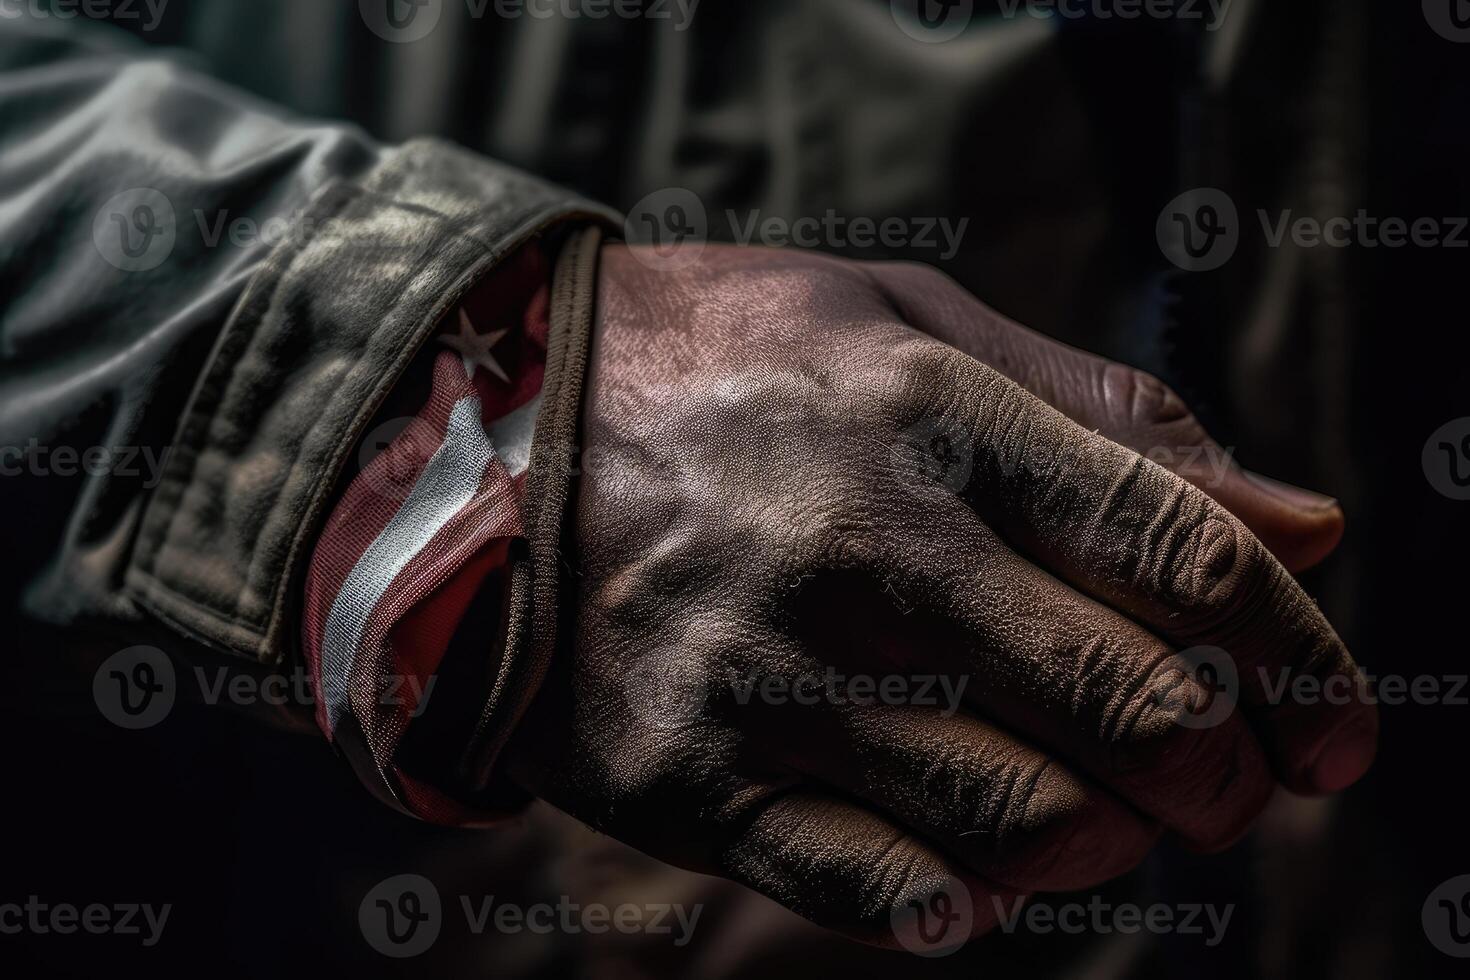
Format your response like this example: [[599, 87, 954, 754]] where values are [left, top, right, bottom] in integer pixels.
[[502, 243, 1377, 950]]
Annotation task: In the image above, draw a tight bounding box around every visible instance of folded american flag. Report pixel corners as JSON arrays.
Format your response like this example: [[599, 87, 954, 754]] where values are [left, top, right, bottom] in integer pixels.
[[302, 245, 550, 822]]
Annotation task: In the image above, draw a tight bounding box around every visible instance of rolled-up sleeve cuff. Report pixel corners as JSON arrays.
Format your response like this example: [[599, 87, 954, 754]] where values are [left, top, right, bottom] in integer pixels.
[[123, 138, 617, 668]]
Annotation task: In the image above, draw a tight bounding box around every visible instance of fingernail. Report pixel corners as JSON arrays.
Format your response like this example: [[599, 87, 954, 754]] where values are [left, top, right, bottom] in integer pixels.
[[1244, 471, 1340, 513], [1308, 714, 1378, 793]]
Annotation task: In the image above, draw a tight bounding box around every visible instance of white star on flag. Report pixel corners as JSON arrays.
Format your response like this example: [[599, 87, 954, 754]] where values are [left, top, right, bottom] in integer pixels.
[[441, 308, 510, 383]]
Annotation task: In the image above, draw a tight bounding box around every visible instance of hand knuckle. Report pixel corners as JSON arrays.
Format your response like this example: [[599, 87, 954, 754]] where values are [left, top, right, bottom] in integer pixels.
[[1109, 364, 1194, 429], [923, 746, 1051, 843], [1163, 512, 1267, 634], [859, 837, 932, 916], [1111, 703, 1213, 783], [891, 339, 972, 409]]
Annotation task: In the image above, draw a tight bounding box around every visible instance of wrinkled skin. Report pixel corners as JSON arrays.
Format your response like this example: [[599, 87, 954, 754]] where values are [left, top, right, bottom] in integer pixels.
[[504, 244, 1377, 951]]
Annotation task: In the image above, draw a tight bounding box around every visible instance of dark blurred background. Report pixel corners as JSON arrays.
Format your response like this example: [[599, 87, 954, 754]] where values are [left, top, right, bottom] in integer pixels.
[[3, 0, 1468, 976]]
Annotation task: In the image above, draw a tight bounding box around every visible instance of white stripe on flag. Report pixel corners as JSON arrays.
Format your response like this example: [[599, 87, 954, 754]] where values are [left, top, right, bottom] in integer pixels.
[[487, 388, 543, 478], [320, 396, 493, 734]]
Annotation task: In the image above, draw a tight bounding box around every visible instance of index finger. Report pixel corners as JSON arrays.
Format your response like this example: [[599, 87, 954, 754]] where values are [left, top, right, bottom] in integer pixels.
[[893, 341, 1377, 795]]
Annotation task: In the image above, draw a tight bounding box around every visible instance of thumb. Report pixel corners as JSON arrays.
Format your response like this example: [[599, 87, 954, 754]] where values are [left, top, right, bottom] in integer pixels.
[[1077, 359, 1343, 573], [1064, 356, 1344, 573], [866, 261, 1345, 572], [1172, 455, 1344, 573]]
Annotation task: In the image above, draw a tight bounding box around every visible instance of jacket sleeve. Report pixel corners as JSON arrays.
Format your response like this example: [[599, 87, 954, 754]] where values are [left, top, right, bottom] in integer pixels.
[[0, 20, 618, 672]]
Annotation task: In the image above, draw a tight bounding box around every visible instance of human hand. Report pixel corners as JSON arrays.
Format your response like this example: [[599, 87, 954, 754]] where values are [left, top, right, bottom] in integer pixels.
[[503, 244, 1376, 950]]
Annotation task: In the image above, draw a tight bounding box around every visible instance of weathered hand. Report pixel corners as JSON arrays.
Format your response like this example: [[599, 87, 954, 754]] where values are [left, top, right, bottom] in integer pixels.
[[504, 244, 1376, 951], [872, 260, 1346, 574]]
